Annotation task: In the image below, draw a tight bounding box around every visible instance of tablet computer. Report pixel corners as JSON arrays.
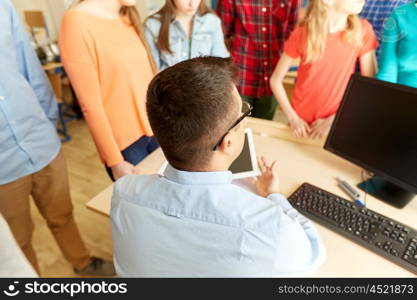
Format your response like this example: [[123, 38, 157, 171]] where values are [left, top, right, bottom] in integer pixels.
[[158, 128, 259, 179]]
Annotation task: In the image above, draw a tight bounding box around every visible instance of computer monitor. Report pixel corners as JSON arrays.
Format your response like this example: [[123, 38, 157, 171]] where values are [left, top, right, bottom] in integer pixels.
[[324, 75, 417, 208]]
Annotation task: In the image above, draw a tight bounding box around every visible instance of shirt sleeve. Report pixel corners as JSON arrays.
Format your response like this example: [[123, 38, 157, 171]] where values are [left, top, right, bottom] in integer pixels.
[[10, 3, 57, 125], [210, 15, 230, 58], [144, 18, 162, 71], [376, 13, 399, 84], [284, 26, 303, 58], [216, 0, 235, 39], [268, 193, 326, 276], [59, 14, 124, 167], [358, 19, 379, 57]]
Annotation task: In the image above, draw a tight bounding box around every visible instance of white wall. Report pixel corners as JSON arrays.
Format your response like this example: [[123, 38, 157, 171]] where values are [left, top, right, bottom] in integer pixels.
[[11, 0, 65, 41]]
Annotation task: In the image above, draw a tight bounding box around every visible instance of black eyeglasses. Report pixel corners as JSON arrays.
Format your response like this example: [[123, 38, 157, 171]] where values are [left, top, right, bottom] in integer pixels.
[[212, 101, 253, 151]]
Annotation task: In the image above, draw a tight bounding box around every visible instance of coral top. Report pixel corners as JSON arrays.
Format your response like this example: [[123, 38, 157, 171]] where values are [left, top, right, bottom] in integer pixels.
[[59, 11, 155, 166], [284, 19, 378, 123]]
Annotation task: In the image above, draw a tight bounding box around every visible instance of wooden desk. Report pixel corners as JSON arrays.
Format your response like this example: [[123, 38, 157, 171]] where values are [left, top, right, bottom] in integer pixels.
[[86, 118, 417, 277]]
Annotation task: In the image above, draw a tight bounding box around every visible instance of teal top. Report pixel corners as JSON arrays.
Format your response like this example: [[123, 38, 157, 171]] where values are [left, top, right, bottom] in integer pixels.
[[376, 2, 417, 88]]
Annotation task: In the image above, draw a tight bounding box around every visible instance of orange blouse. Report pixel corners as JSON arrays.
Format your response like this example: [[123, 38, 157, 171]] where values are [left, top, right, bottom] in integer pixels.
[[59, 11, 154, 166]]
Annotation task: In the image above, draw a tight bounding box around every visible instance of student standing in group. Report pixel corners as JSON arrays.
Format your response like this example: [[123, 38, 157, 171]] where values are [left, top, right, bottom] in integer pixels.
[[359, 0, 411, 58], [144, 0, 229, 71], [270, 0, 378, 139], [0, 0, 114, 276], [59, 0, 159, 181], [216, 0, 299, 120], [376, 1, 417, 88], [111, 57, 325, 277]]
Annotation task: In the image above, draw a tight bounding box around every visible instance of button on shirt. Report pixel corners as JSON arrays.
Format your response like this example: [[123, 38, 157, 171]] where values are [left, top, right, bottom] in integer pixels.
[[144, 13, 229, 71], [111, 164, 325, 277], [0, 0, 60, 185]]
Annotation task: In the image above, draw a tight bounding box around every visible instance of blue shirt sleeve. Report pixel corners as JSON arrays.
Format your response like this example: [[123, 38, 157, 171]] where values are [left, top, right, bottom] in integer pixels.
[[9, 3, 58, 124], [144, 18, 162, 71], [210, 15, 229, 58], [268, 193, 326, 276]]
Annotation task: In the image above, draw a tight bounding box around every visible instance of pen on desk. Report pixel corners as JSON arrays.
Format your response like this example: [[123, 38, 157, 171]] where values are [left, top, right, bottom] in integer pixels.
[[336, 177, 365, 207]]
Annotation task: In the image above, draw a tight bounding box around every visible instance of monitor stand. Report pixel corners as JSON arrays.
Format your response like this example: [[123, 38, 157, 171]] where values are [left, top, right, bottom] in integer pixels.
[[357, 176, 415, 208]]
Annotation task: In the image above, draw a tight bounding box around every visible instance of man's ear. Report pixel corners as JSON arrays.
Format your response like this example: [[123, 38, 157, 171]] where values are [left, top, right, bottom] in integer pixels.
[[218, 132, 235, 155]]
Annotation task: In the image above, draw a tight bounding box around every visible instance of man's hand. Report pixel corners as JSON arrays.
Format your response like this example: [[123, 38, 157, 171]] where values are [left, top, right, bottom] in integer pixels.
[[288, 113, 311, 138], [255, 156, 280, 198], [110, 161, 136, 181], [309, 115, 335, 139]]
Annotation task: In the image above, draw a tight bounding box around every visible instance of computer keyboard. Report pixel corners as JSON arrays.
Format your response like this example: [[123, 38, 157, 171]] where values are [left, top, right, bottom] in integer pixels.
[[288, 182, 417, 275]]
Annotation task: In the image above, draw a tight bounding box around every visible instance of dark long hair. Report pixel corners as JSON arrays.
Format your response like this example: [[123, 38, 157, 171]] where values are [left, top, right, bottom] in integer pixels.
[[147, 1, 213, 54]]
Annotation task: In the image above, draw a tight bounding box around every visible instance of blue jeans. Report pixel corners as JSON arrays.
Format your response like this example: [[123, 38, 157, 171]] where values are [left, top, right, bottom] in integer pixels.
[[106, 136, 159, 181]]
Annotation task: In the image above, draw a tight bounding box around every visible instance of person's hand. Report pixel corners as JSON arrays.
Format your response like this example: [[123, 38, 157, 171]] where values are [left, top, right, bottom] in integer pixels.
[[255, 156, 280, 198], [309, 115, 335, 139], [288, 113, 310, 138], [110, 161, 136, 181]]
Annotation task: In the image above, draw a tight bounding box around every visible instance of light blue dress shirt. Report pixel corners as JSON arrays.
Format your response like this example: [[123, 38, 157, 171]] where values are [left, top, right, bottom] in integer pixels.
[[0, 0, 60, 185], [144, 13, 229, 70], [111, 164, 325, 277]]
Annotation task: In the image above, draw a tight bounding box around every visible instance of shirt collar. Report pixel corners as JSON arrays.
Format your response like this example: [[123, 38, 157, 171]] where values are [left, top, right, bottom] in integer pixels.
[[163, 164, 232, 185]]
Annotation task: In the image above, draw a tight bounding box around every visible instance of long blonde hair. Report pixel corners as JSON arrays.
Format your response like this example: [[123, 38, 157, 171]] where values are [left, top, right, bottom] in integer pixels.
[[300, 0, 362, 63]]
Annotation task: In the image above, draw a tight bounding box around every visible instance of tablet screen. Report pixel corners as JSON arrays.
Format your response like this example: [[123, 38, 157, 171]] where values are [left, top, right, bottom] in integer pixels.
[[229, 131, 253, 174]]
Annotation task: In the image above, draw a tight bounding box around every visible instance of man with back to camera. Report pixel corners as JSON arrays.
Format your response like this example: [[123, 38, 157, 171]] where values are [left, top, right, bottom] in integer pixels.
[[111, 57, 325, 277]]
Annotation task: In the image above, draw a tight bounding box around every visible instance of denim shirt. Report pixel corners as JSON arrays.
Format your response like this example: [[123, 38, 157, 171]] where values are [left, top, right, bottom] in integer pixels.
[[111, 164, 325, 277], [0, 0, 60, 184], [144, 13, 229, 70]]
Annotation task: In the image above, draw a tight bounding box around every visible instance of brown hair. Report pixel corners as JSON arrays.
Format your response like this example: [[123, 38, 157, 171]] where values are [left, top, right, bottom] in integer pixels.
[[146, 57, 238, 170], [78, 1, 157, 73], [147, 0, 213, 54]]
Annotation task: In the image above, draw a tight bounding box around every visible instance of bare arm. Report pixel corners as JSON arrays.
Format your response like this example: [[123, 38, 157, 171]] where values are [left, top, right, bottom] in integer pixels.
[[270, 54, 310, 137], [360, 50, 377, 77]]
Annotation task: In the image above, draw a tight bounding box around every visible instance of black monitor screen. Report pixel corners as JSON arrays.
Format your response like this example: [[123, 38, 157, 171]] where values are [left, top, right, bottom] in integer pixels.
[[325, 75, 417, 194]]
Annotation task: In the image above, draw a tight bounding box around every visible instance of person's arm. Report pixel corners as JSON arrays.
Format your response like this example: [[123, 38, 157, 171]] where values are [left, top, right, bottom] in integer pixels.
[[210, 15, 230, 58], [10, 3, 57, 125], [375, 13, 399, 83], [255, 156, 325, 275], [309, 114, 335, 139], [360, 51, 377, 77], [144, 18, 162, 71], [358, 19, 379, 78], [268, 193, 326, 276], [270, 53, 310, 138], [59, 14, 132, 177]]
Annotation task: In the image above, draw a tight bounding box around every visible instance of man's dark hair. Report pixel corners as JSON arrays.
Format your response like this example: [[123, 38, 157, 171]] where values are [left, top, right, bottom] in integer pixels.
[[146, 56, 238, 170]]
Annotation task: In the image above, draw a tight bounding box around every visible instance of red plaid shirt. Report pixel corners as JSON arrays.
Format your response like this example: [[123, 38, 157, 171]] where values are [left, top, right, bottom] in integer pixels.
[[217, 0, 299, 97]]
